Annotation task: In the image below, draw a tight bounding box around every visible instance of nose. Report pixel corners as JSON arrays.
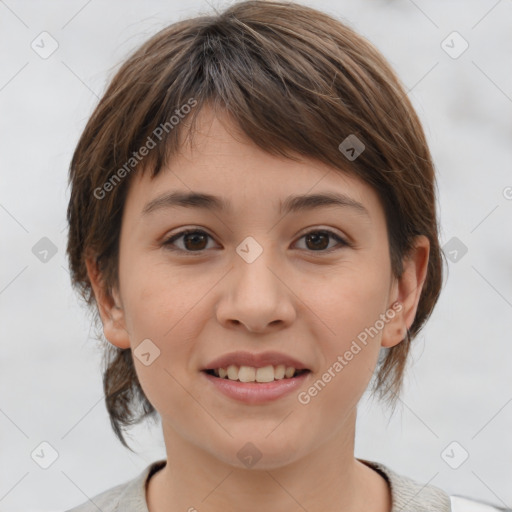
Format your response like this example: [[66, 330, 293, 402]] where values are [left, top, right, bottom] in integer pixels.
[[215, 248, 296, 333]]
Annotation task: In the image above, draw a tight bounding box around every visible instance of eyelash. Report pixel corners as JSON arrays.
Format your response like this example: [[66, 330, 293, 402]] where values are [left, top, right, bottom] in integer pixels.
[[161, 228, 350, 255]]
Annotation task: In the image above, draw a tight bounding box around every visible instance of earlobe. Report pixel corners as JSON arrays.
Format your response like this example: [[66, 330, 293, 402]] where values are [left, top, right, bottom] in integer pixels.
[[381, 235, 430, 349], [84, 255, 131, 350], [380, 301, 408, 349]]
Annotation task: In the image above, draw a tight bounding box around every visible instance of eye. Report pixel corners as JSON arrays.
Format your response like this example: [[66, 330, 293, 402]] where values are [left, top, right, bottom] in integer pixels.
[[162, 229, 217, 253], [162, 228, 349, 254], [294, 229, 349, 252]]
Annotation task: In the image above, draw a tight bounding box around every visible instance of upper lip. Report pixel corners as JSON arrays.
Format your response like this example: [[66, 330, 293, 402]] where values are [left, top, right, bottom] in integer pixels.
[[203, 351, 310, 371]]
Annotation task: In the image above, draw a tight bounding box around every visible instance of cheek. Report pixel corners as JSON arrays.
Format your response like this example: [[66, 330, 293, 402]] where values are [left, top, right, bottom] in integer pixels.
[[120, 259, 208, 374], [305, 264, 389, 400], [120, 253, 192, 335], [308, 263, 390, 342], [123, 281, 200, 353], [122, 272, 204, 420]]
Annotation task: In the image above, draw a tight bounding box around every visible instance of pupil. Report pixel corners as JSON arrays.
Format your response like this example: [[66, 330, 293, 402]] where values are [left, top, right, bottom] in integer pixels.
[[185, 232, 206, 250], [307, 232, 328, 250]]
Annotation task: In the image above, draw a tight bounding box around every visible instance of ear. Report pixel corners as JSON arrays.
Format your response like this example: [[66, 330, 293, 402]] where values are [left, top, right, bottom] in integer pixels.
[[85, 253, 131, 349], [381, 235, 430, 349]]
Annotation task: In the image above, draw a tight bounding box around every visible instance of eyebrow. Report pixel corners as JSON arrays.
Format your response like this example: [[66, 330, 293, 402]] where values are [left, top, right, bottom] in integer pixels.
[[142, 190, 370, 217]]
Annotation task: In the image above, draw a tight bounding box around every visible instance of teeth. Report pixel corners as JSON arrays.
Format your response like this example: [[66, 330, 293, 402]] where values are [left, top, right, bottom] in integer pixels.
[[274, 365, 286, 379], [238, 366, 256, 382], [285, 366, 295, 378], [227, 365, 238, 380], [212, 364, 301, 382]]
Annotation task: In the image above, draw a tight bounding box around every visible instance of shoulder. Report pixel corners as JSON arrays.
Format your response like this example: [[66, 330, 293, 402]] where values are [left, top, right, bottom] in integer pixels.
[[359, 458, 451, 511], [64, 459, 167, 512], [64, 480, 125, 512], [358, 458, 510, 512], [450, 495, 512, 512]]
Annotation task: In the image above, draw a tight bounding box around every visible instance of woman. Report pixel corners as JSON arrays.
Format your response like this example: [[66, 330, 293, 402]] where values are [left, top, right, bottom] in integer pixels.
[[65, 1, 508, 510]]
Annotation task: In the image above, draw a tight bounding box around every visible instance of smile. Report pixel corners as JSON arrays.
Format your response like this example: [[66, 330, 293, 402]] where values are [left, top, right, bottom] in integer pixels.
[[201, 367, 311, 404]]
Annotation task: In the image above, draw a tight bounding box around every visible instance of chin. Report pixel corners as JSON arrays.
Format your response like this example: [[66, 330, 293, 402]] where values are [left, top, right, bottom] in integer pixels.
[[202, 433, 306, 471]]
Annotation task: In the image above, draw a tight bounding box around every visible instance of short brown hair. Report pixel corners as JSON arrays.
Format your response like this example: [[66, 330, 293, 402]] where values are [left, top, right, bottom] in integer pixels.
[[66, 0, 445, 449]]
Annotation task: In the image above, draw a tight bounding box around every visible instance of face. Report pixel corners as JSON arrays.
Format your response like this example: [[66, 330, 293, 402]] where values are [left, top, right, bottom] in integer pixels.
[[88, 107, 428, 470]]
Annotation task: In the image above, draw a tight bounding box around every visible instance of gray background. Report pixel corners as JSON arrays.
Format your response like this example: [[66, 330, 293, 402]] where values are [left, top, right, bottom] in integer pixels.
[[1, 0, 511, 510]]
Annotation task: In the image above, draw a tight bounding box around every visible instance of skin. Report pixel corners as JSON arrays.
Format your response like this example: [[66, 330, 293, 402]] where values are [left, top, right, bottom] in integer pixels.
[[86, 106, 429, 512]]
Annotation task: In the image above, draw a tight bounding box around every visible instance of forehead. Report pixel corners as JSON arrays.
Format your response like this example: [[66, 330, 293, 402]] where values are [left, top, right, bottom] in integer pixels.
[[123, 107, 384, 224]]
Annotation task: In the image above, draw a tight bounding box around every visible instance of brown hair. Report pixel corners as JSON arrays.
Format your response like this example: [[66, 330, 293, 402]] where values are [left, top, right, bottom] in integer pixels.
[[66, 0, 445, 450]]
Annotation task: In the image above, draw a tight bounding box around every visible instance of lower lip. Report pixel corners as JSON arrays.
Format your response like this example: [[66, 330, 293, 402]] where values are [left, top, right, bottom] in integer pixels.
[[201, 370, 310, 404]]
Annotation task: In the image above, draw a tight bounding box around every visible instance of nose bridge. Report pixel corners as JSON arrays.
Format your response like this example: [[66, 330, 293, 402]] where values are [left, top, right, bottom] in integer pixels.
[[216, 234, 295, 331], [233, 235, 281, 303]]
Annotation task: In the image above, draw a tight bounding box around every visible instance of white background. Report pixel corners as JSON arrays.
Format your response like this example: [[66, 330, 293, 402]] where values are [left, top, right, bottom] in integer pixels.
[[1, 0, 511, 510]]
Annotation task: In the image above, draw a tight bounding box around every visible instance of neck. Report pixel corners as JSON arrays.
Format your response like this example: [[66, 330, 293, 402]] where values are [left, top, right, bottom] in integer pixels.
[[146, 412, 391, 512]]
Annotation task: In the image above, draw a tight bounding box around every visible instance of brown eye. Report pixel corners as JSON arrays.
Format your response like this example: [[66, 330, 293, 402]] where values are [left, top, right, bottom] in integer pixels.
[[295, 230, 348, 252], [305, 232, 329, 250], [182, 232, 208, 250], [162, 229, 215, 253]]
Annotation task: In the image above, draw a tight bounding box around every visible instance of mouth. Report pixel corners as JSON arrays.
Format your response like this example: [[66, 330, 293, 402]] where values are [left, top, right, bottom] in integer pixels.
[[201, 366, 311, 404]]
